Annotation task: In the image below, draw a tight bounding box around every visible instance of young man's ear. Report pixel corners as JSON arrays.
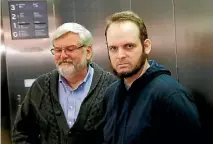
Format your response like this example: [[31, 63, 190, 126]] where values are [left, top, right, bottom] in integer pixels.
[[143, 39, 151, 54]]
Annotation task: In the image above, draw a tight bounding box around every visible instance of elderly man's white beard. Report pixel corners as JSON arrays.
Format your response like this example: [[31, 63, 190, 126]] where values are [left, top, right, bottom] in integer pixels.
[[56, 58, 88, 78], [57, 64, 76, 77]]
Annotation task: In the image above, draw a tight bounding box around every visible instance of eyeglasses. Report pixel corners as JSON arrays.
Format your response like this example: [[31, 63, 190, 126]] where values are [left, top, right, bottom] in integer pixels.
[[50, 45, 84, 55]]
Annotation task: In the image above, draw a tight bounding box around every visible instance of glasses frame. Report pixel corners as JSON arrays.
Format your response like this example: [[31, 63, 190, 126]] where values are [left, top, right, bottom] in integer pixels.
[[50, 45, 84, 55]]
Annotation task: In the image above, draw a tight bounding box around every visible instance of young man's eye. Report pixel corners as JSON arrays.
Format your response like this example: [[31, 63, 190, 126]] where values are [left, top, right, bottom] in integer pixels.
[[108, 46, 118, 51], [126, 44, 133, 49]]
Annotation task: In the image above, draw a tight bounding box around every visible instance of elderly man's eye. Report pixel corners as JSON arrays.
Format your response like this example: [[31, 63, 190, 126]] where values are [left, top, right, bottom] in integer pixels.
[[55, 49, 62, 52]]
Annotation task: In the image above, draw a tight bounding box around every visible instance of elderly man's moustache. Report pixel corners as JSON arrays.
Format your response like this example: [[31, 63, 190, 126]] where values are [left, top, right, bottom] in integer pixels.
[[58, 60, 73, 65]]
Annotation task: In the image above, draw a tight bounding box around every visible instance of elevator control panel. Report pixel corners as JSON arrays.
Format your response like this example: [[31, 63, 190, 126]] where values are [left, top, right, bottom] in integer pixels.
[[8, 1, 49, 40]]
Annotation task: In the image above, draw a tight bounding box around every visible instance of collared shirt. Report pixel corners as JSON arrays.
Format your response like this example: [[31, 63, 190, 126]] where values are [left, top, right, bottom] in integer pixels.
[[58, 65, 94, 128]]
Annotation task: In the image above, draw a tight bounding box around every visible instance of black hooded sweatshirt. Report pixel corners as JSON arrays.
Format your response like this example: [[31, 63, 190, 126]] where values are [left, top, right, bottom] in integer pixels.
[[103, 60, 203, 144]]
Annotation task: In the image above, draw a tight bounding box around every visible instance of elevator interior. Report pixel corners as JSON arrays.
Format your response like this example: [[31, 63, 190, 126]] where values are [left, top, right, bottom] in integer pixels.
[[1, 0, 213, 143]]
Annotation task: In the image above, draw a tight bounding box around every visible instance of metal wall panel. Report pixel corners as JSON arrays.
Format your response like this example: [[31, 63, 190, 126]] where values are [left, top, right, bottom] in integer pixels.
[[175, 0, 213, 101], [1, 0, 12, 143], [131, 0, 177, 79], [59, 0, 75, 23], [2, 0, 58, 128], [174, 0, 213, 141], [2, 0, 212, 143], [95, 0, 130, 70]]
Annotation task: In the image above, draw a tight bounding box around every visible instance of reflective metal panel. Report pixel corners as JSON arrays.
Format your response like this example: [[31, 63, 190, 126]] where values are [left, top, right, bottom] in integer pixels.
[[1, 0, 12, 143], [175, 0, 213, 98], [2, 0, 57, 127], [95, 0, 130, 70], [131, 0, 177, 79], [175, 0, 213, 141]]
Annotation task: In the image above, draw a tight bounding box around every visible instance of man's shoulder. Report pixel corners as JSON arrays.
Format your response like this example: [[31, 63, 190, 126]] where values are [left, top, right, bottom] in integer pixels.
[[103, 71, 117, 82], [150, 75, 194, 107], [149, 74, 189, 95], [36, 72, 50, 82], [26, 70, 58, 106], [104, 80, 120, 95], [91, 62, 117, 84], [29, 69, 58, 95], [35, 69, 58, 84]]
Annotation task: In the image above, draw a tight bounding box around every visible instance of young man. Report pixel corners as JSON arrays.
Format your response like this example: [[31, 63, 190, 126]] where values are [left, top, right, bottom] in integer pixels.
[[12, 23, 116, 144], [103, 11, 203, 144]]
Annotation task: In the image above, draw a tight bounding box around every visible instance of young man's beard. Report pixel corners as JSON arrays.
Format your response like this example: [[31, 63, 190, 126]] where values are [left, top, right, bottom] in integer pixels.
[[110, 52, 147, 79]]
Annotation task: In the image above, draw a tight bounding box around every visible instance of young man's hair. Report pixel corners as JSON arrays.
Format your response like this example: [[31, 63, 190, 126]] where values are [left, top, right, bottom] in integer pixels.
[[105, 11, 148, 43]]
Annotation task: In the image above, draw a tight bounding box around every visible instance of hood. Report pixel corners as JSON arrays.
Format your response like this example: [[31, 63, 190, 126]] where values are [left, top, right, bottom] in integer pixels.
[[129, 60, 171, 89], [144, 60, 171, 78]]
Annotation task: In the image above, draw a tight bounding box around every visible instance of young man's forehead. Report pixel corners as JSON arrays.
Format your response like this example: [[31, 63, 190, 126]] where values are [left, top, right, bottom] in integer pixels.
[[108, 21, 139, 33], [107, 22, 140, 39]]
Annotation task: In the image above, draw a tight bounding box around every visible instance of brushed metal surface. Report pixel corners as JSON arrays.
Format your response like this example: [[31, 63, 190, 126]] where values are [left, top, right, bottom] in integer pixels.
[[174, 0, 213, 141], [175, 0, 213, 100], [2, 0, 213, 143], [131, 0, 177, 79], [2, 0, 58, 127]]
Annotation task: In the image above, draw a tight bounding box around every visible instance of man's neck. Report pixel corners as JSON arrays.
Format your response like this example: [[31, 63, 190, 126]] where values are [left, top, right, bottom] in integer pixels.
[[124, 60, 150, 87], [64, 67, 88, 89]]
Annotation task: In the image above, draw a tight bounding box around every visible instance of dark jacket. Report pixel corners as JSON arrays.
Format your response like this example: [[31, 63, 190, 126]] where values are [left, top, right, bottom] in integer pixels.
[[12, 63, 116, 144], [103, 60, 203, 144]]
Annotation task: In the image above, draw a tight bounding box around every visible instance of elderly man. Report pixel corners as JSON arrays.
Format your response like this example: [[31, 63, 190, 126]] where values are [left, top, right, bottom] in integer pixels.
[[12, 22, 116, 144]]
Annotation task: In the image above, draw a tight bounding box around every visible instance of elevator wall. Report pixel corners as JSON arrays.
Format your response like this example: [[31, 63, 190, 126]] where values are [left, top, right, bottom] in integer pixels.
[[1, 0, 212, 143]]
